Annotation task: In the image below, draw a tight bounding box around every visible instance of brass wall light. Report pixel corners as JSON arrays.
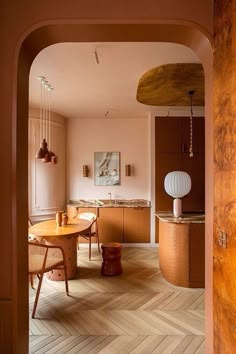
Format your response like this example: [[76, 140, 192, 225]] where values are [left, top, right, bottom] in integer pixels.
[[83, 165, 89, 177], [125, 164, 131, 176]]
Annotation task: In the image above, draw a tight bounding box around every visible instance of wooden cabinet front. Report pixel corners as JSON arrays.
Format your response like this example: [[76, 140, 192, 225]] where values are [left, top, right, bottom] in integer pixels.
[[182, 116, 205, 154], [159, 220, 205, 288], [182, 153, 205, 212], [155, 116, 205, 242], [98, 208, 123, 243], [155, 153, 182, 211], [67, 205, 151, 243], [189, 223, 205, 283], [156, 117, 183, 153], [123, 208, 150, 242]]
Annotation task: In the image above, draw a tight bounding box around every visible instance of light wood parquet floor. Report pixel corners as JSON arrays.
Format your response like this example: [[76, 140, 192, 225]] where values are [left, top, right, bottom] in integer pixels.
[[29, 247, 205, 353]]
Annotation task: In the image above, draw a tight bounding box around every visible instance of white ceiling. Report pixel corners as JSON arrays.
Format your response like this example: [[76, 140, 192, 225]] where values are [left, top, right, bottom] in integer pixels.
[[29, 42, 200, 120]]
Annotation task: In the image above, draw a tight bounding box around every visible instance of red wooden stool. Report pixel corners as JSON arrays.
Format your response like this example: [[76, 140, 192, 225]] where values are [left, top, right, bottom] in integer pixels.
[[101, 242, 122, 276]]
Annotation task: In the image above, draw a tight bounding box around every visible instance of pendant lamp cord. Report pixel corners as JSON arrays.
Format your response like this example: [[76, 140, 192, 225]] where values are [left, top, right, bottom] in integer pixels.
[[189, 91, 194, 158]]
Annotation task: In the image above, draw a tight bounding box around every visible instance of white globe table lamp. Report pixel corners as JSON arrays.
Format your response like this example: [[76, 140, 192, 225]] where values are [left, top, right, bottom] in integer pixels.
[[164, 171, 192, 218]]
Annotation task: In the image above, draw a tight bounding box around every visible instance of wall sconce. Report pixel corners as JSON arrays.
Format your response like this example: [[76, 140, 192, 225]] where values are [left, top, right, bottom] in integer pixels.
[[83, 165, 89, 177], [125, 164, 131, 176]]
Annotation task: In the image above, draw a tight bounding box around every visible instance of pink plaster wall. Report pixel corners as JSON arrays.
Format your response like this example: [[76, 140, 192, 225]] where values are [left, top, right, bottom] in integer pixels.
[[0, 1, 213, 353], [66, 118, 149, 201]]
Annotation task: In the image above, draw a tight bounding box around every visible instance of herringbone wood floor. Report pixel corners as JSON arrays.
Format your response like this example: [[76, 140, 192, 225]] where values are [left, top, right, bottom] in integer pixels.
[[29, 247, 205, 353]]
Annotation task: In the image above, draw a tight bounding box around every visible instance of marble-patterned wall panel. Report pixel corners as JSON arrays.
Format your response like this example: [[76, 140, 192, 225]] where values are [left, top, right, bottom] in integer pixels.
[[214, 0, 236, 352]]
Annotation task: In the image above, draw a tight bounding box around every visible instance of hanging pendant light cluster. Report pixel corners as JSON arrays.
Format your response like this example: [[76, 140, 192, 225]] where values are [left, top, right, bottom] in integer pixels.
[[35, 76, 58, 164], [188, 90, 195, 158]]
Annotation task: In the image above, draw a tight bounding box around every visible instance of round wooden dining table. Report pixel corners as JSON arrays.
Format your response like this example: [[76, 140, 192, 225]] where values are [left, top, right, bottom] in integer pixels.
[[29, 218, 91, 280]]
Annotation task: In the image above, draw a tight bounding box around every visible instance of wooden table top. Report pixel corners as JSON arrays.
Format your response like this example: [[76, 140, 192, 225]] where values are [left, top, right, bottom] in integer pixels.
[[29, 218, 91, 241]]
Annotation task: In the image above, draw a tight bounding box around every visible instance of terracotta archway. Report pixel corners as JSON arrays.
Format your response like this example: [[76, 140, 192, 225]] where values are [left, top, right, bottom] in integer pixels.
[[13, 23, 213, 353]]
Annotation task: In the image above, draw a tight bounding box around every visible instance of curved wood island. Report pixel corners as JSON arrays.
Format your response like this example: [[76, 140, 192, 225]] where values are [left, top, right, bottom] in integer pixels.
[[156, 212, 205, 288]]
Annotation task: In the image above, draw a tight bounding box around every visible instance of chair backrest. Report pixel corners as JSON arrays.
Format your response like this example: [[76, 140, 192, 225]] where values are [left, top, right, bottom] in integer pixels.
[[77, 212, 97, 234], [28, 241, 64, 273]]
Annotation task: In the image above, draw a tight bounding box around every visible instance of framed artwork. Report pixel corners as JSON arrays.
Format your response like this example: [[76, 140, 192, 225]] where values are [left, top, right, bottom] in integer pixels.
[[94, 152, 120, 186]]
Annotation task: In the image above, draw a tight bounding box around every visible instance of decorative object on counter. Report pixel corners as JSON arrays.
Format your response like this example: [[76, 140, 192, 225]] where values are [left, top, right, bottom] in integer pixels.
[[101, 242, 122, 276], [83, 165, 89, 177], [125, 164, 131, 176], [94, 152, 120, 186], [62, 213, 68, 226], [35, 76, 58, 164], [56, 211, 63, 227], [164, 171, 191, 218], [188, 90, 195, 157]]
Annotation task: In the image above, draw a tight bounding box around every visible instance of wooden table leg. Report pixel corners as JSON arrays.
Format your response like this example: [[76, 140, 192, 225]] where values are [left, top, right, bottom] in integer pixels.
[[45, 237, 77, 281]]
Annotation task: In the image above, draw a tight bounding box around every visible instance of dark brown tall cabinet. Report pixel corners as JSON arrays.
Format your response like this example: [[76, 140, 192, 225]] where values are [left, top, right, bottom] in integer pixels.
[[155, 116, 205, 242]]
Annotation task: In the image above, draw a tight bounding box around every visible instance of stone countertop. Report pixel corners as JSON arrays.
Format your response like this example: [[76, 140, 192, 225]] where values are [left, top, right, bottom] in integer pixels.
[[155, 211, 205, 224], [68, 199, 151, 208]]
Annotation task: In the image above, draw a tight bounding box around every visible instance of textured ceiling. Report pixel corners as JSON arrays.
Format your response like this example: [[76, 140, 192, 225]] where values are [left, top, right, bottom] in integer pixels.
[[136, 63, 204, 106]]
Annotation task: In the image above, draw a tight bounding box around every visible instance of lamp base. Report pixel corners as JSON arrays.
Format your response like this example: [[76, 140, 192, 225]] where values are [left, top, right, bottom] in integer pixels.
[[173, 198, 182, 218]]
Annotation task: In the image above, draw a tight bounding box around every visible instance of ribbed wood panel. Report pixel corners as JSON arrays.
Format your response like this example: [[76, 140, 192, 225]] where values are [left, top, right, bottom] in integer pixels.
[[29, 247, 205, 353]]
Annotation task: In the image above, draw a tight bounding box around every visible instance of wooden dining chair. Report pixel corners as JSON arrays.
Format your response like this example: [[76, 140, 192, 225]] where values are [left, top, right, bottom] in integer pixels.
[[28, 241, 69, 318], [76, 212, 100, 260]]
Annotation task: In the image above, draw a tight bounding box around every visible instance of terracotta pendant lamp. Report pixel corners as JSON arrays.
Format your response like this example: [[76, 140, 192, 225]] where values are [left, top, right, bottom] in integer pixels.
[[35, 76, 58, 164]]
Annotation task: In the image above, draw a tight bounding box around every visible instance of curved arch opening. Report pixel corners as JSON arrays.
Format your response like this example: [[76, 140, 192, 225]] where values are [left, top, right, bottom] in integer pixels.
[[15, 22, 213, 352]]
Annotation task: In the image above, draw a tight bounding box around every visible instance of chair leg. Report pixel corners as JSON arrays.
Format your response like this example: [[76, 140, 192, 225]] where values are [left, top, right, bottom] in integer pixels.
[[89, 237, 91, 260], [96, 222, 100, 253], [63, 265, 69, 296], [32, 273, 44, 318], [30, 274, 34, 289], [97, 233, 100, 253]]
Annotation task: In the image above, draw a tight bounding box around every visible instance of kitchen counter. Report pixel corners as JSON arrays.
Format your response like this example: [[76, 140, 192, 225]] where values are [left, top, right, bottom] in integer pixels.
[[68, 199, 151, 208], [155, 211, 205, 223], [67, 199, 151, 243]]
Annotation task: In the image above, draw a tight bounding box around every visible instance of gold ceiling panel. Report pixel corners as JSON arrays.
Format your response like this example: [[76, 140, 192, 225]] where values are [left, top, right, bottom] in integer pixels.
[[136, 63, 204, 106]]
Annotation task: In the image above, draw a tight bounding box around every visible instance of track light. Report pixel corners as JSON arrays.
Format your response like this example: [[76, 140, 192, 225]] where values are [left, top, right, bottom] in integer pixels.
[[94, 48, 99, 64]]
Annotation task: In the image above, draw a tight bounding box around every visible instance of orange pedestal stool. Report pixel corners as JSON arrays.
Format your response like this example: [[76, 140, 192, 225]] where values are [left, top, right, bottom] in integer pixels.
[[101, 242, 122, 276]]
